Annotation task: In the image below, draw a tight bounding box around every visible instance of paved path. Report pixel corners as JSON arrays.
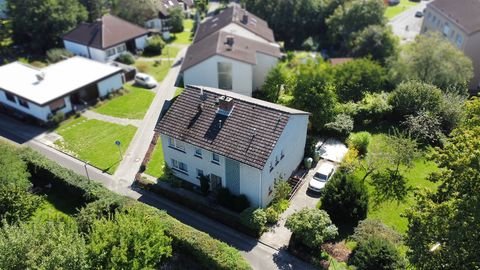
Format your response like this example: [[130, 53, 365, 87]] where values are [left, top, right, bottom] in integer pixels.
[[82, 110, 142, 127], [388, 1, 428, 44]]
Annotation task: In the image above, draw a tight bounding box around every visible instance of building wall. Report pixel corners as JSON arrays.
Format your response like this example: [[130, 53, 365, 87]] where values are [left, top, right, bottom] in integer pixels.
[[135, 35, 148, 50], [259, 114, 309, 207], [422, 6, 480, 89], [145, 18, 163, 31], [97, 73, 124, 96], [252, 52, 278, 91], [183, 55, 253, 96], [0, 89, 72, 122], [64, 41, 90, 58], [89, 47, 108, 62]]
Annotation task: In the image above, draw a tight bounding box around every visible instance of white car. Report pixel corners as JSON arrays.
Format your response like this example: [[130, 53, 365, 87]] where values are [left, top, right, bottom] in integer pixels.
[[308, 162, 335, 192], [134, 73, 158, 89]]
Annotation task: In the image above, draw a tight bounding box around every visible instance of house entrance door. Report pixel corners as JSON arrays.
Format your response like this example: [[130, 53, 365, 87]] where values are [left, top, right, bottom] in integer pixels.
[[210, 174, 222, 191]]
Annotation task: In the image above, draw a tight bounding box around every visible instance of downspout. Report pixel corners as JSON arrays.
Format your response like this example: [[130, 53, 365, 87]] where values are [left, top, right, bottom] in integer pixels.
[[258, 168, 263, 208]]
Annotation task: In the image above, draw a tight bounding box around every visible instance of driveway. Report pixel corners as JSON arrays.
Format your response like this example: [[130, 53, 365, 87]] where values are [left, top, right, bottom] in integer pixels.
[[388, 1, 428, 43]]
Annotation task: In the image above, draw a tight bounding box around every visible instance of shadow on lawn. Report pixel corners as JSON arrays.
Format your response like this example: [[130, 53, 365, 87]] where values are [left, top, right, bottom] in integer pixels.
[[101, 160, 121, 174]]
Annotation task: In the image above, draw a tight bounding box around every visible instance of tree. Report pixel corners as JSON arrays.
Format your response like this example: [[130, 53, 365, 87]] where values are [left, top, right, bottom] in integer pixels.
[[389, 81, 443, 119], [80, 0, 109, 21], [351, 24, 398, 64], [112, 0, 157, 26], [403, 110, 444, 145], [349, 236, 406, 270], [347, 131, 372, 156], [285, 208, 338, 249], [462, 96, 480, 129], [405, 126, 480, 269], [88, 205, 172, 269], [333, 58, 388, 102], [324, 113, 354, 136], [259, 64, 291, 102], [168, 7, 184, 35], [0, 219, 88, 270], [290, 60, 337, 132], [389, 33, 473, 92], [320, 171, 369, 225], [326, 0, 385, 51], [353, 219, 402, 245], [7, 0, 87, 52]]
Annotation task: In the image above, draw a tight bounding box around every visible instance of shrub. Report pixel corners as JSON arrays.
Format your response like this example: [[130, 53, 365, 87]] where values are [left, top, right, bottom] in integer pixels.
[[198, 175, 210, 195], [0, 186, 42, 225], [273, 199, 290, 213], [353, 219, 402, 245], [347, 132, 372, 156], [136, 62, 148, 73], [285, 208, 338, 249], [265, 206, 280, 224], [389, 81, 443, 119], [144, 35, 165, 56], [76, 196, 129, 233], [324, 113, 354, 137], [216, 187, 250, 212], [46, 48, 73, 63], [49, 111, 65, 125], [232, 194, 250, 212], [273, 180, 292, 202], [115, 52, 135, 65], [240, 207, 267, 233], [349, 236, 406, 270]]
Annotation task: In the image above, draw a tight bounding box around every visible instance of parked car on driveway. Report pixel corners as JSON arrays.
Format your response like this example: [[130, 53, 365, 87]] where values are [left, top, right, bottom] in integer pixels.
[[415, 11, 424, 18], [308, 162, 335, 193], [134, 73, 158, 89]]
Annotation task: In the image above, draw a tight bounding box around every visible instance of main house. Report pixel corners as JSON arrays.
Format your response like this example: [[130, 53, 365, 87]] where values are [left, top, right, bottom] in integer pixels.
[[63, 14, 149, 63], [0, 56, 123, 123], [155, 86, 309, 207], [181, 4, 282, 97], [422, 0, 480, 90]]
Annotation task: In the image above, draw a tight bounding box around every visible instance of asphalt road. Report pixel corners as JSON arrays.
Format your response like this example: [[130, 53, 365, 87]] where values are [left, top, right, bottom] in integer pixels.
[[388, 1, 428, 43]]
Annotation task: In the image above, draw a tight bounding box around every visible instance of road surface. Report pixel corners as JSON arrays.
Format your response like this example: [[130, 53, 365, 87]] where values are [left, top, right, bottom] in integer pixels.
[[388, 1, 428, 43]]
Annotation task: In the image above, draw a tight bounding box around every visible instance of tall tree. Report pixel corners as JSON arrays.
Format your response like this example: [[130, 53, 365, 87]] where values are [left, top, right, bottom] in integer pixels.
[[389, 33, 473, 93], [112, 0, 157, 26], [168, 7, 184, 35], [350, 24, 398, 64], [7, 0, 87, 52], [80, 0, 110, 21]]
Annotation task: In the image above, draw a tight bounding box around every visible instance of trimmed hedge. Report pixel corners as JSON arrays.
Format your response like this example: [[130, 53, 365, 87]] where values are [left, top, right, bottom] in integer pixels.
[[19, 148, 250, 270]]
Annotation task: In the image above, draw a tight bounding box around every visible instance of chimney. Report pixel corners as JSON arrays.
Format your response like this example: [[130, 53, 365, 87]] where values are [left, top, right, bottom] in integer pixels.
[[217, 96, 234, 116], [242, 14, 248, 24]]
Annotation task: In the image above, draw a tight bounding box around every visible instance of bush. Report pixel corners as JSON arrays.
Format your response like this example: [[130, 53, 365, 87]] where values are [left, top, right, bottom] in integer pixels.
[[265, 206, 280, 224], [273, 199, 290, 213], [240, 207, 267, 233], [115, 52, 135, 65], [216, 187, 250, 213], [285, 208, 338, 249], [353, 219, 402, 245], [324, 113, 354, 137], [389, 81, 443, 119], [144, 35, 165, 56], [49, 111, 65, 125], [349, 236, 406, 270], [46, 48, 73, 63], [347, 132, 372, 156], [198, 175, 210, 195], [320, 171, 369, 225], [273, 180, 292, 202], [76, 197, 129, 233]]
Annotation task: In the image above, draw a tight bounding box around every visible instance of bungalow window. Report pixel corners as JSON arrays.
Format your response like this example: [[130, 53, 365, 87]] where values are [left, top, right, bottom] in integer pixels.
[[49, 98, 66, 113], [172, 159, 188, 173], [217, 62, 232, 90], [116, 44, 126, 54], [18, 98, 29, 108], [212, 153, 220, 164], [194, 148, 202, 158], [168, 137, 185, 152], [106, 48, 116, 57], [5, 92, 16, 103]]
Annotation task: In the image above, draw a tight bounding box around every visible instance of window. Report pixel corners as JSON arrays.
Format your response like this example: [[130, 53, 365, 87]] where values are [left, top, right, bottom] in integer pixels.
[[49, 98, 66, 113], [168, 137, 185, 152], [275, 156, 279, 166], [116, 44, 126, 54], [196, 169, 204, 178], [217, 62, 232, 90], [210, 174, 222, 190], [456, 34, 464, 47], [281, 149, 285, 159], [194, 148, 202, 158], [5, 92, 15, 103], [212, 153, 220, 164], [432, 15, 436, 24], [106, 48, 116, 57], [172, 159, 188, 173], [443, 23, 450, 36], [269, 161, 274, 172], [18, 98, 29, 108]]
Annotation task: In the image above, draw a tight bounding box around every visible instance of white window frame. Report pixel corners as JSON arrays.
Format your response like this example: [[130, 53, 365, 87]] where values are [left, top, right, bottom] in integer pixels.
[[194, 148, 202, 158], [217, 62, 232, 90], [196, 169, 204, 178], [212, 153, 220, 164], [172, 159, 188, 173], [106, 48, 116, 57], [168, 137, 185, 152]]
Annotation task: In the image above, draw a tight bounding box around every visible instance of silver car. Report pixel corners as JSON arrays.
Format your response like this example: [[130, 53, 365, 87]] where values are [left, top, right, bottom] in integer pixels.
[[308, 162, 335, 192], [135, 73, 158, 89]]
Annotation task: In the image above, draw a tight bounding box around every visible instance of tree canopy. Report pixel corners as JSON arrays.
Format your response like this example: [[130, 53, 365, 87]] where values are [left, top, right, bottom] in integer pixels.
[[168, 7, 184, 34]]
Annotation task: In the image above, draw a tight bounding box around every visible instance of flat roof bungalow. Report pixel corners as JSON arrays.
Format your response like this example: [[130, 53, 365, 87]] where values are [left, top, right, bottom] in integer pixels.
[[0, 56, 123, 123]]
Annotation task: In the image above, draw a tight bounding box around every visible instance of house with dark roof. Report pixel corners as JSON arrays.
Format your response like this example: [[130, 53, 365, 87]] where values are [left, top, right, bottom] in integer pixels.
[[422, 0, 480, 90], [63, 14, 149, 63], [156, 86, 309, 207], [181, 3, 282, 97], [144, 0, 190, 38]]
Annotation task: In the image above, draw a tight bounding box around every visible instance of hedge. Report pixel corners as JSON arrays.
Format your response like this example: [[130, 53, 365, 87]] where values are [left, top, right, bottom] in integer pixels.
[[19, 147, 250, 270]]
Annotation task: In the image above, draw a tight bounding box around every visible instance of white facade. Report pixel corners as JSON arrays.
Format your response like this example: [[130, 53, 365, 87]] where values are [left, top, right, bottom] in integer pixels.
[[97, 73, 124, 96], [160, 114, 309, 207], [183, 54, 278, 97]]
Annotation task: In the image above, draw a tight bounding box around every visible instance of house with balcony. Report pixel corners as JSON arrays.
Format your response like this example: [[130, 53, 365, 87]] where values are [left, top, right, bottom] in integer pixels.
[[155, 85, 309, 207], [0, 56, 123, 123], [181, 4, 282, 97], [422, 0, 480, 90], [63, 14, 149, 63]]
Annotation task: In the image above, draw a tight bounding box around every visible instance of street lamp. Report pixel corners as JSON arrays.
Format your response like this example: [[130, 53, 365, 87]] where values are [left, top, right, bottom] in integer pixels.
[[115, 140, 123, 161], [84, 161, 90, 182]]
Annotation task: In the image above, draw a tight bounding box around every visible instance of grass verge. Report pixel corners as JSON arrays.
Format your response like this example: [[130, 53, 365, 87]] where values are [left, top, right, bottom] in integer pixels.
[[145, 138, 165, 178]]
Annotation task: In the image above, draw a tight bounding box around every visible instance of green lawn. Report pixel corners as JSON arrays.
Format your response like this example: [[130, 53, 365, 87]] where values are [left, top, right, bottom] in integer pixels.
[[135, 59, 171, 82], [145, 138, 165, 179], [93, 84, 155, 119], [168, 19, 194, 45], [54, 117, 137, 174], [161, 45, 181, 58], [385, 0, 419, 19], [352, 134, 439, 233], [31, 191, 79, 223]]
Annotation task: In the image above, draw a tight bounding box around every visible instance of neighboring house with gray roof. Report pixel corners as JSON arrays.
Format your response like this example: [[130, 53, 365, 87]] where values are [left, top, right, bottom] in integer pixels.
[[63, 14, 149, 63], [181, 4, 281, 97], [422, 0, 480, 90], [156, 86, 309, 207]]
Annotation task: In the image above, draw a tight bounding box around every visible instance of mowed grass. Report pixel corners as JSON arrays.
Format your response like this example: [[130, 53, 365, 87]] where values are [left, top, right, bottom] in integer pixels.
[[93, 84, 155, 119], [54, 117, 137, 174], [160, 45, 181, 58], [385, 0, 419, 19], [168, 19, 194, 45], [352, 134, 439, 233], [135, 59, 172, 82], [145, 138, 165, 179]]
